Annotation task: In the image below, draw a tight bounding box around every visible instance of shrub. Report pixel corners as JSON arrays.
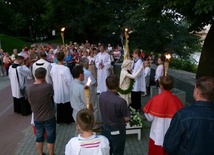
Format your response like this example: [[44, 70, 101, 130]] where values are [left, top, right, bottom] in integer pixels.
[[170, 58, 197, 73]]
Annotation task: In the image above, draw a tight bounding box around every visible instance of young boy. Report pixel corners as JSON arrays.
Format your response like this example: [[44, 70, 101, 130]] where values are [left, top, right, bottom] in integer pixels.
[[65, 109, 110, 155], [144, 60, 151, 96]]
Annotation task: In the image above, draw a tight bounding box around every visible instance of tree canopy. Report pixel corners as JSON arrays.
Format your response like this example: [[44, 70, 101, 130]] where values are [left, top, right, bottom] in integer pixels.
[[1, 0, 213, 77], [141, 0, 214, 78]]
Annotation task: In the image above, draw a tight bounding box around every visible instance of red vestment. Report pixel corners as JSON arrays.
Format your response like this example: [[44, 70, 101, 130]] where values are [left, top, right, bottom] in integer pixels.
[[143, 90, 184, 155], [143, 90, 183, 118]]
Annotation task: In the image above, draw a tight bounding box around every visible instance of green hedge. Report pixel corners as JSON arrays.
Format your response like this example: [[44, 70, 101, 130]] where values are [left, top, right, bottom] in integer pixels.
[[170, 58, 198, 73]]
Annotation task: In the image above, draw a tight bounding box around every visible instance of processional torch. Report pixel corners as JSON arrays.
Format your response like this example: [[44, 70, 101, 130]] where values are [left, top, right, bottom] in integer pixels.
[[84, 77, 92, 109], [123, 28, 130, 60], [164, 53, 172, 76], [61, 27, 65, 46]]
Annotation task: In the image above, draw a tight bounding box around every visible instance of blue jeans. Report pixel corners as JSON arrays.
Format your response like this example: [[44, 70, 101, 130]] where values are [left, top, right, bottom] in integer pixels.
[[34, 117, 56, 144], [102, 124, 126, 155]]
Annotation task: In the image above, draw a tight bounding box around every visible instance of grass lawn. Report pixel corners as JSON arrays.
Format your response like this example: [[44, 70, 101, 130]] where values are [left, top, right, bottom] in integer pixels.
[[0, 34, 31, 54]]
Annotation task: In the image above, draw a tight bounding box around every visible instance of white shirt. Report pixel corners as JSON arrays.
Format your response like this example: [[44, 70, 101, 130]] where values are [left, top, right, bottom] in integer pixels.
[[65, 133, 110, 155], [155, 64, 164, 81], [144, 67, 151, 77], [50, 64, 73, 103]]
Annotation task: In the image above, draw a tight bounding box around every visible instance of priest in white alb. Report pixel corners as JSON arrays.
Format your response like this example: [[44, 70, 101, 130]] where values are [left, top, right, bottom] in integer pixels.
[[9, 56, 31, 115], [95, 45, 111, 93]]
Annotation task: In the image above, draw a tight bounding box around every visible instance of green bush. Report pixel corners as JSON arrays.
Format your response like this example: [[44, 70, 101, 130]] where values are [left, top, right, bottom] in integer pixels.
[[170, 58, 198, 73]]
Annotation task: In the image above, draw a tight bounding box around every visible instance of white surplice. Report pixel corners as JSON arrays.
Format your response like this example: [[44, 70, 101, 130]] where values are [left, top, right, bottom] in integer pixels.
[[9, 64, 30, 98], [95, 52, 111, 93], [50, 64, 73, 103], [32, 59, 52, 84], [131, 59, 146, 92]]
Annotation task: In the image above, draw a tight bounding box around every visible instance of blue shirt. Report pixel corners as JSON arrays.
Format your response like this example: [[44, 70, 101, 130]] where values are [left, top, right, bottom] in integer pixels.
[[64, 55, 72, 62]]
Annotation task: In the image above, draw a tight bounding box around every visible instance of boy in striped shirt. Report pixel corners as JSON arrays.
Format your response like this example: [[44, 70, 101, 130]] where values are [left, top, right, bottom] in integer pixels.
[[65, 109, 110, 155]]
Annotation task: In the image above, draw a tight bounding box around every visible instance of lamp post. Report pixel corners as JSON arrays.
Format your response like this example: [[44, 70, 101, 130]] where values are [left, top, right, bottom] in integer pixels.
[[164, 53, 172, 76], [61, 27, 65, 46]]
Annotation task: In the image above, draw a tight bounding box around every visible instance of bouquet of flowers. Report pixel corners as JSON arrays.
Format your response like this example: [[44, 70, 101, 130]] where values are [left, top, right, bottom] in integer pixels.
[[129, 107, 145, 127]]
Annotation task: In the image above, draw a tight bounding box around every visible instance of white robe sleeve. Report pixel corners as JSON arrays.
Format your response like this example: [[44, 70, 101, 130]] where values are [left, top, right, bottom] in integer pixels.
[[19, 65, 31, 77], [126, 66, 143, 79], [95, 54, 101, 69], [144, 113, 154, 122], [63, 67, 73, 85]]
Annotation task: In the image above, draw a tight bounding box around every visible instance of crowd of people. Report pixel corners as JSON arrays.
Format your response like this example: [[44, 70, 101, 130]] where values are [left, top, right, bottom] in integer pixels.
[[3, 40, 214, 155]]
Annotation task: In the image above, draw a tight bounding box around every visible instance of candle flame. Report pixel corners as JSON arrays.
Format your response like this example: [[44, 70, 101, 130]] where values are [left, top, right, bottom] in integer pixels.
[[61, 27, 65, 32], [125, 28, 128, 32], [86, 77, 92, 86], [165, 54, 171, 60]]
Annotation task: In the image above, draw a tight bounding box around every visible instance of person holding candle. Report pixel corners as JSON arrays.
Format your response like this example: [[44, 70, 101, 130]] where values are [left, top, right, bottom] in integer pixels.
[[79, 58, 100, 125], [70, 66, 87, 122], [95, 45, 111, 94]]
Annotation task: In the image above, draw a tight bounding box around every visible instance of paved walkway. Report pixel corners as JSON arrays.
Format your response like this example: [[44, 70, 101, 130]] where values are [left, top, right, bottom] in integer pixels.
[[15, 96, 151, 155], [0, 76, 151, 155]]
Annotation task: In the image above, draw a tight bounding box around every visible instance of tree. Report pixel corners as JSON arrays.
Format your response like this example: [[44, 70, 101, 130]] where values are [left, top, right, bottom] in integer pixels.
[[140, 0, 214, 78]]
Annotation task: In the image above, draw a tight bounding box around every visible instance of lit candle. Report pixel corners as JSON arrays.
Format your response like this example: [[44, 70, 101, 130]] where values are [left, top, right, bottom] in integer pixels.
[[84, 77, 91, 109]]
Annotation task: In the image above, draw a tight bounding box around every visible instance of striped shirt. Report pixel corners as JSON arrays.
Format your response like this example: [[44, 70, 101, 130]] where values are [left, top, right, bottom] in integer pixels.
[[65, 133, 110, 155]]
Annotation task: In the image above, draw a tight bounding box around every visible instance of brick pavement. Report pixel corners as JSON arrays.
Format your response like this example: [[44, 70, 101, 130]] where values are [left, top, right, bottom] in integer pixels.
[[14, 95, 151, 155], [0, 76, 32, 155]]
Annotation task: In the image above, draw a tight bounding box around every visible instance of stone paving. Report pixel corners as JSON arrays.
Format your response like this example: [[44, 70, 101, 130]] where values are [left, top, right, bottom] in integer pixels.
[[14, 96, 151, 155]]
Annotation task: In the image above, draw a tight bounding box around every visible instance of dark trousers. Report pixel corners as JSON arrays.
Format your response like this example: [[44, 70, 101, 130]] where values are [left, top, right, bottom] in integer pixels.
[[56, 102, 74, 124], [130, 91, 141, 111], [13, 97, 31, 116], [102, 124, 126, 155]]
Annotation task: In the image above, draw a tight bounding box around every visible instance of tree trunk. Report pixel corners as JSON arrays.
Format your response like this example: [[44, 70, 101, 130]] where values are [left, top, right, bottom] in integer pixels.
[[196, 23, 214, 79]]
